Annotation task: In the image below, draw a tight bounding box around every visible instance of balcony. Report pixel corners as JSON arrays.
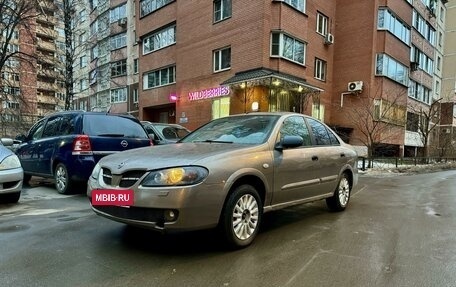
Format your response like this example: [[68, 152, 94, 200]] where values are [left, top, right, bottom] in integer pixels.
[[37, 81, 58, 92], [36, 52, 55, 65], [37, 40, 56, 52], [37, 14, 56, 25], [36, 26, 58, 39], [38, 68, 59, 79]]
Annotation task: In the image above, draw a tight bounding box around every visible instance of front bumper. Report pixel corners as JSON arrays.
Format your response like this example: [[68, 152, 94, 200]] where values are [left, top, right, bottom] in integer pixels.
[[87, 177, 226, 232], [0, 167, 23, 194]]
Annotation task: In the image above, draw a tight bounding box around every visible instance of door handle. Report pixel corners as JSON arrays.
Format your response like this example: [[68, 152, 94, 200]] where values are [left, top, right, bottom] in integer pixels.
[[311, 156, 319, 161]]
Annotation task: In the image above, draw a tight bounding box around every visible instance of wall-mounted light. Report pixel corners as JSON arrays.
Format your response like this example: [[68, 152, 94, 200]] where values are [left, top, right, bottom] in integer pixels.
[[169, 93, 178, 102], [240, 83, 246, 89], [272, 79, 281, 86], [251, 101, 259, 112], [297, 86, 303, 92]]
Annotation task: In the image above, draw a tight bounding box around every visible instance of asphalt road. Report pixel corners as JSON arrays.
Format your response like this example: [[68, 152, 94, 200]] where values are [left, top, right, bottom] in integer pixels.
[[1, 170, 456, 287]]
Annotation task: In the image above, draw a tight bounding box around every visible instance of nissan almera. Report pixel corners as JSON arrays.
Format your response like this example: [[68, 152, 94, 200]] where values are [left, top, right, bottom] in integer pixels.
[[87, 113, 358, 248]]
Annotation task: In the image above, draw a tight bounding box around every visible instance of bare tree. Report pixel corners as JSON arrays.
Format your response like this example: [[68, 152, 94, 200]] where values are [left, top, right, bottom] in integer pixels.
[[408, 98, 442, 158], [338, 85, 407, 159], [0, 0, 42, 136]]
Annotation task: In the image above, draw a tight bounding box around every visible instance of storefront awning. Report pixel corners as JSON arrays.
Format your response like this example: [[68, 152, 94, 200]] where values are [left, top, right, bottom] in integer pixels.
[[221, 67, 324, 93]]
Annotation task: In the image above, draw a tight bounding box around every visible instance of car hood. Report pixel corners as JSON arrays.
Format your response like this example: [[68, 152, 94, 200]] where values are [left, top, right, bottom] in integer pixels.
[[98, 142, 265, 172], [0, 146, 14, 161]]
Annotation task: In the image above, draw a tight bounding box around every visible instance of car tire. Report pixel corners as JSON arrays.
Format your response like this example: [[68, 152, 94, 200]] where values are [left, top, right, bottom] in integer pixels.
[[326, 173, 351, 212], [1, 192, 20, 203], [220, 184, 263, 249], [54, 163, 73, 194]]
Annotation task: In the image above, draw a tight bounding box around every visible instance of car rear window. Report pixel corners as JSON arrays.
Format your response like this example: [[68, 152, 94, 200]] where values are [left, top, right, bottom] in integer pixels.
[[83, 115, 148, 138]]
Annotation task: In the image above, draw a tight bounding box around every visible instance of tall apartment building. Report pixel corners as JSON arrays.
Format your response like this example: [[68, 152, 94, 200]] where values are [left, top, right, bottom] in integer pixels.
[[441, 0, 456, 156], [0, 0, 65, 137], [135, 0, 448, 157], [84, 0, 139, 117]]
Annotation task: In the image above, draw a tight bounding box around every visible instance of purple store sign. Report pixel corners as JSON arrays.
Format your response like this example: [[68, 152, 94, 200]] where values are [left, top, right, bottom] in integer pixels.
[[188, 86, 230, 101]]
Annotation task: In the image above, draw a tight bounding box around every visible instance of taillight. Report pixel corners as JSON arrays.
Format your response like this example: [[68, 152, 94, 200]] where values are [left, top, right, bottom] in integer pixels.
[[72, 135, 93, 155]]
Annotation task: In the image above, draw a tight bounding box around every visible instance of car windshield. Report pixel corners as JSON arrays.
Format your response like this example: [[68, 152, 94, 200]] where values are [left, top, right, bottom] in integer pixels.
[[154, 124, 190, 140], [83, 115, 149, 139], [180, 115, 279, 144]]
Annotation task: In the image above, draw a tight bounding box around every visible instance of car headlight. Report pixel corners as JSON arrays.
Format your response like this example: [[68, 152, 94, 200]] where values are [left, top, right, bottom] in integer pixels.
[[90, 163, 102, 180], [142, 166, 208, 187], [0, 154, 21, 170]]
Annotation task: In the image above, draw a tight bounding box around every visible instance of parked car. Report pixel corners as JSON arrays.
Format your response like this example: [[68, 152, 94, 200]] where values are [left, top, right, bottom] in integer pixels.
[[87, 112, 358, 248], [141, 121, 190, 144], [16, 111, 152, 194], [0, 138, 23, 203]]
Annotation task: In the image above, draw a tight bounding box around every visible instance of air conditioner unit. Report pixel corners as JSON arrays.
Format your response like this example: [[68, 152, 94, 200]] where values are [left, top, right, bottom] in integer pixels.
[[348, 81, 363, 92], [410, 61, 419, 72], [324, 33, 334, 45], [118, 18, 127, 26]]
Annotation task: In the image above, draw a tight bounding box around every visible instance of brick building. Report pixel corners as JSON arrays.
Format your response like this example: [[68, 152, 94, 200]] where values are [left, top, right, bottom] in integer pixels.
[[133, 0, 449, 157]]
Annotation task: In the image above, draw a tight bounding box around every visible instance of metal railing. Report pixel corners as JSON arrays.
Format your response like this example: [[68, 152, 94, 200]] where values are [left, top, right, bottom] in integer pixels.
[[358, 157, 456, 171]]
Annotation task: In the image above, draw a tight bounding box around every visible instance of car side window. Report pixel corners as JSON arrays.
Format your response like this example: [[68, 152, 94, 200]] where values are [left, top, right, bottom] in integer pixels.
[[327, 129, 340, 145], [59, 115, 75, 136], [29, 119, 46, 141], [307, 118, 332, 146], [280, 116, 312, 146], [42, 116, 63, 138]]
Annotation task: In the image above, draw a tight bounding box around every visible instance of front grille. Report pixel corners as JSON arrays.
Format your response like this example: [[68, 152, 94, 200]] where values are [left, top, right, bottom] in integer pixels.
[[101, 168, 146, 188], [94, 205, 165, 224]]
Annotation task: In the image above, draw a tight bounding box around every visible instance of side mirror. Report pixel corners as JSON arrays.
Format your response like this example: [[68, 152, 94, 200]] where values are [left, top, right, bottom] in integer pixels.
[[0, 138, 14, 147], [275, 135, 303, 151]]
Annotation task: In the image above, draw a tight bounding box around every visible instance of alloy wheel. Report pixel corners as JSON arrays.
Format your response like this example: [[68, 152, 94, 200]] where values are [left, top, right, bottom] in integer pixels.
[[232, 194, 259, 240]]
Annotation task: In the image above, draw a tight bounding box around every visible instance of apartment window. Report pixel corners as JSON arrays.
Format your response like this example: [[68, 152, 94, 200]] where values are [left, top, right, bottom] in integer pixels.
[[2, 101, 19, 109], [271, 32, 305, 65], [143, 65, 176, 89], [110, 87, 127, 103], [1, 71, 19, 81], [111, 33, 127, 50], [406, 112, 419, 132], [3, 86, 20, 95], [111, 59, 127, 77], [213, 46, 231, 72], [140, 0, 174, 17], [214, 0, 232, 23], [134, 59, 139, 74], [2, 29, 19, 40], [440, 7, 444, 22], [90, 69, 97, 84], [91, 45, 98, 60], [411, 46, 433, 75], [110, 4, 126, 23], [133, 88, 138, 103], [435, 80, 440, 95], [90, 0, 98, 10], [80, 79, 88, 90], [79, 32, 87, 45], [143, 25, 176, 54], [90, 20, 98, 36], [316, 12, 328, 36], [7, 44, 19, 53], [375, 53, 408, 86], [314, 58, 326, 81], [408, 80, 432, 104], [79, 55, 87, 68], [212, 97, 230, 119], [412, 10, 435, 45], [312, 103, 325, 122], [437, 56, 441, 71], [377, 9, 410, 45], [282, 0, 305, 13]]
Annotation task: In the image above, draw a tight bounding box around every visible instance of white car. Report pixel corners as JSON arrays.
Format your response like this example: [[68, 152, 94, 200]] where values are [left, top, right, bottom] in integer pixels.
[[0, 138, 23, 203]]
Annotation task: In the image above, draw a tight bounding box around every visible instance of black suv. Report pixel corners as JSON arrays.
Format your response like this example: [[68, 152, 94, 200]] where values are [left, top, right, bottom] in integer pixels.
[[16, 111, 152, 194]]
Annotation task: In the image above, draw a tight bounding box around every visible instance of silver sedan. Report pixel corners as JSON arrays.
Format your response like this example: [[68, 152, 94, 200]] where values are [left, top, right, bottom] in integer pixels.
[[87, 113, 358, 248], [0, 139, 23, 203]]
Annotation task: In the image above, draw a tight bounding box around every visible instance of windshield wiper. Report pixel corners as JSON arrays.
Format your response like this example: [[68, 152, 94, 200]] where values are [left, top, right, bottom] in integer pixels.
[[195, 139, 233, 144]]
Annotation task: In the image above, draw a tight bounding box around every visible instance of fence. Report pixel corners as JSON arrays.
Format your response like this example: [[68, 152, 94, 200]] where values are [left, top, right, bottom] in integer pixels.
[[358, 157, 456, 171]]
